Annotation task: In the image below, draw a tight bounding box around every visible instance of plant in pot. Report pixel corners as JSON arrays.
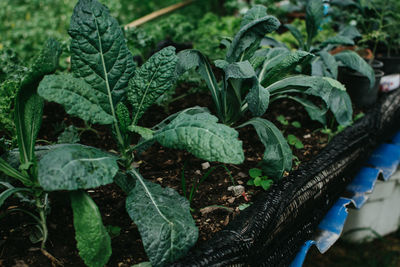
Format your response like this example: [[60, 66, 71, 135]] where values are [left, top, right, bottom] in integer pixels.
[[332, 0, 400, 75], [268, 0, 377, 107]]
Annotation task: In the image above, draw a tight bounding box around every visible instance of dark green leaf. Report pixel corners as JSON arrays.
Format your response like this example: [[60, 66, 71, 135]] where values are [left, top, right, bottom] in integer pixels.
[[126, 170, 198, 266], [176, 50, 222, 117], [305, 0, 324, 48], [259, 49, 314, 86], [15, 39, 61, 167], [312, 51, 338, 79], [116, 102, 131, 134], [69, 0, 135, 105], [223, 61, 269, 117], [71, 191, 111, 267], [114, 172, 136, 194], [38, 74, 114, 125], [226, 16, 280, 63], [267, 76, 352, 126], [0, 186, 32, 208], [240, 5, 268, 28], [287, 95, 328, 125], [339, 25, 361, 39], [334, 50, 375, 88], [38, 144, 118, 191], [128, 125, 154, 140], [0, 157, 31, 185], [154, 112, 244, 164], [319, 35, 355, 49], [240, 118, 292, 178], [57, 125, 80, 144], [128, 47, 178, 124], [285, 24, 305, 50]]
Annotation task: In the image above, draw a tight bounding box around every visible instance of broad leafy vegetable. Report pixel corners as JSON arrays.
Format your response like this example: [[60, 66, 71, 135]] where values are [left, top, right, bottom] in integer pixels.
[[178, 5, 353, 178], [35, 0, 243, 266], [272, 0, 375, 88]]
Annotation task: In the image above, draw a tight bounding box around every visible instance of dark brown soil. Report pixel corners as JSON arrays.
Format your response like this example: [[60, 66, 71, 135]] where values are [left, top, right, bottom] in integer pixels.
[[1, 83, 337, 266]]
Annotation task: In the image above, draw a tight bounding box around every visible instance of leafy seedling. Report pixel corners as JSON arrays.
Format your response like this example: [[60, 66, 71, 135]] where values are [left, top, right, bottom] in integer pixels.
[[287, 134, 304, 149], [247, 168, 273, 191], [291, 121, 301, 128], [277, 115, 289, 126]]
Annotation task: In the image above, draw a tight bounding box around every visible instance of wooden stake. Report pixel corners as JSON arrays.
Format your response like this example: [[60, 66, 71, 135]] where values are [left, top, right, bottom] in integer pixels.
[[124, 0, 195, 30]]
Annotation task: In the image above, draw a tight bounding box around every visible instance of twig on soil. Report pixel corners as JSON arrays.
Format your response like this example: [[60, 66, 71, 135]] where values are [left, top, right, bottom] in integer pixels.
[[41, 249, 64, 267]]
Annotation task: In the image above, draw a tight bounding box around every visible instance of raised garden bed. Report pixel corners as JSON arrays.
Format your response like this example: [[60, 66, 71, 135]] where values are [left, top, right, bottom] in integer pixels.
[[1, 1, 400, 267]]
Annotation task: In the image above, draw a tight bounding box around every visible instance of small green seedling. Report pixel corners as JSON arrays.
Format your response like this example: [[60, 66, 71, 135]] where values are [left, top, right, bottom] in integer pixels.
[[277, 115, 289, 126], [291, 121, 301, 128], [247, 168, 273, 190], [287, 134, 304, 149]]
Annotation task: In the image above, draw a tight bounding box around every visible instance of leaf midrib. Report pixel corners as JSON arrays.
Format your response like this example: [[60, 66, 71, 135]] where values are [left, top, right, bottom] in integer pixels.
[[132, 62, 162, 124], [92, 13, 124, 146]]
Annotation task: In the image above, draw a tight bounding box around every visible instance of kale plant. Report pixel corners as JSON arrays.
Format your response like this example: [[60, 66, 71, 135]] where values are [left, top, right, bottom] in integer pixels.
[[177, 5, 353, 179], [33, 0, 247, 266], [272, 0, 375, 90]]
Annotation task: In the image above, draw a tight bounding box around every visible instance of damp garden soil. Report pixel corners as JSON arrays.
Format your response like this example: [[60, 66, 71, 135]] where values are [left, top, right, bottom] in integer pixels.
[[0, 82, 352, 267]]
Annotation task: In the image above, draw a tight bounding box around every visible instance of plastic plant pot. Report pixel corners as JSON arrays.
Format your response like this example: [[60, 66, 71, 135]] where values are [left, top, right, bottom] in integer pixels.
[[370, 59, 384, 70], [338, 67, 384, 107], [378, 55, 400, 75]]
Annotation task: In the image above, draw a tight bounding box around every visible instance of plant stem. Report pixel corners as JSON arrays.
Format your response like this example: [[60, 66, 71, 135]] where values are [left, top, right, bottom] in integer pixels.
[[36, 195, 48, 249]]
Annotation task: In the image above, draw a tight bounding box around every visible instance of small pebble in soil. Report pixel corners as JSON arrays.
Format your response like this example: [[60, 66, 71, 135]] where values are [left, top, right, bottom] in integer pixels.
[[228, 185, 245, 197], [237, 172, 248, 178], [201, 162, 210, 169]]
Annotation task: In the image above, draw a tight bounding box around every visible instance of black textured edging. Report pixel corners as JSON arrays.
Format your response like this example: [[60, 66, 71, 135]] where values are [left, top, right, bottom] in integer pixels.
[[172, 89, 400, 267]]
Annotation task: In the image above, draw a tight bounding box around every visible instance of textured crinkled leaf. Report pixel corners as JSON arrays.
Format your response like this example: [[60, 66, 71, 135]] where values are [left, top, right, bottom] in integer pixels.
[[260, 49, 314, 86], [15, 39, 62, 166], [126, 170, 198, 266], [246, 83, 270, 117], [154, 112, 244, 164], [69, 0, 136, 107], [128, 125, 154, 140], [71, 191, 111, 267], [267, 75, 352, 126], [116, 102, 131, 134], [249, 49, 270, 70], [133, 107, 209, 153], [334, 50, 375, 88], [38, 144, 118, 191], [260, 36, 289, 49], [312, 51, 338, 78], [339, 25, 361, 39], [319, 35, 354, 49], [285, 24, 305, 49], [176, 50, 221, 115], [240, 5, 268, 28], [114, 171, 136, 194], [128, 47, 178, 124], [306, 0, 324, 45], [222, 61, 269, 117], [286, 95, 328, 125], [38, 74, 114, 125], [226, 15, 280, 63], [240, 118, 292, 178], [57, 126, 80, 144]]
